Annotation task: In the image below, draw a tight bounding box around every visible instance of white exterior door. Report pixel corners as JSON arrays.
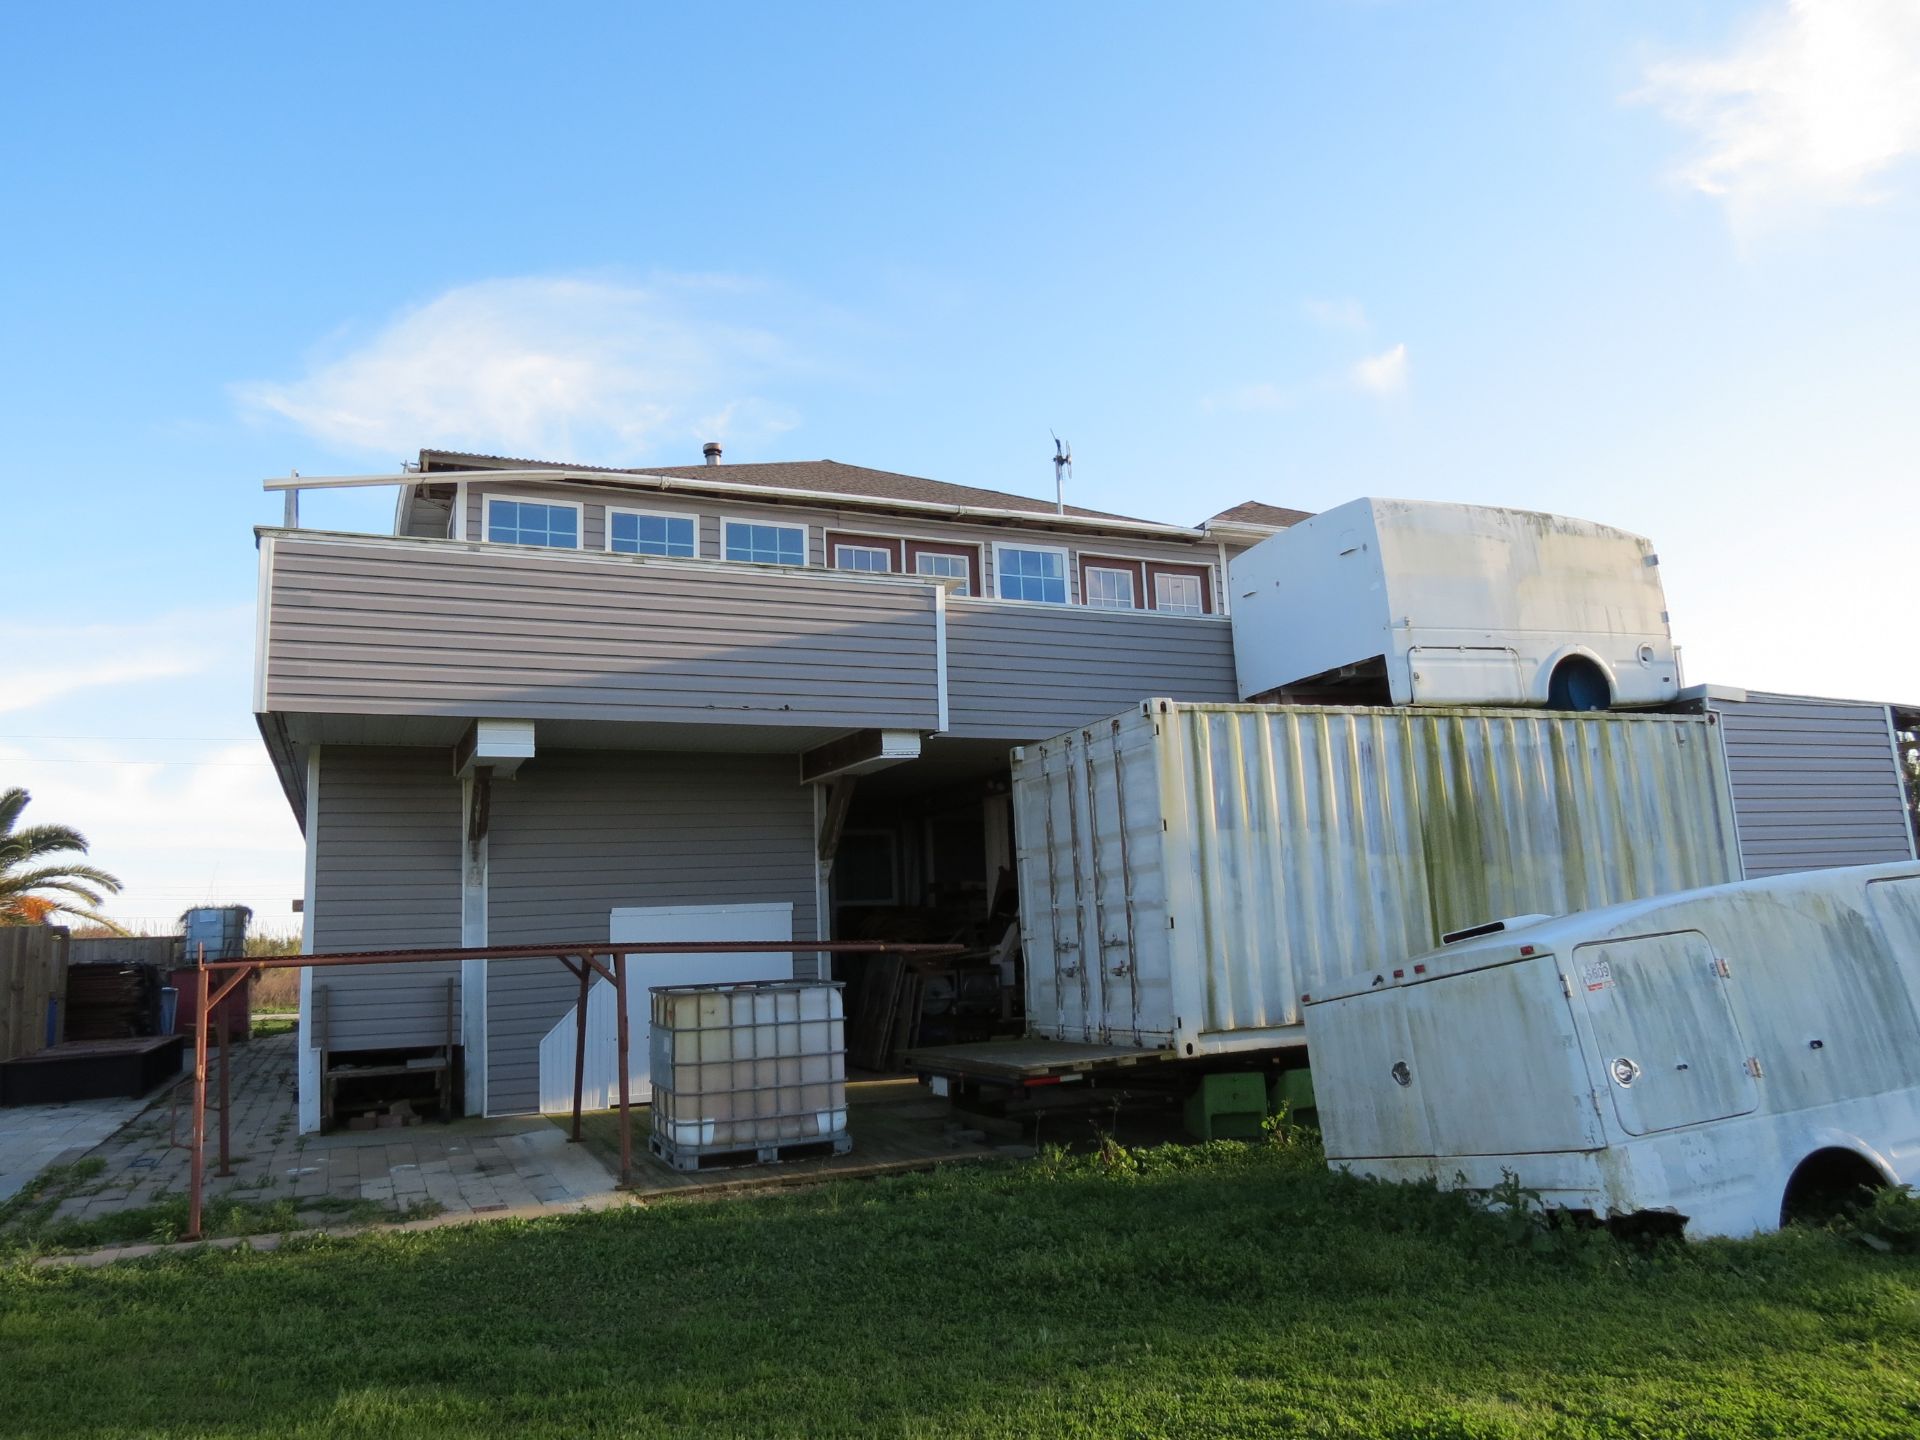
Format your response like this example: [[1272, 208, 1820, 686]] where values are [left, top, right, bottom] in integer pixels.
[[536, 902, 794, 1114]]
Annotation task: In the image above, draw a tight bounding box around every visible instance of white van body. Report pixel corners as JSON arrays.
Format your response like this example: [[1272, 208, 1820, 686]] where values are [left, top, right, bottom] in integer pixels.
[[1229, 498, 1680, 709], [1301, 864, 1920, 1238]]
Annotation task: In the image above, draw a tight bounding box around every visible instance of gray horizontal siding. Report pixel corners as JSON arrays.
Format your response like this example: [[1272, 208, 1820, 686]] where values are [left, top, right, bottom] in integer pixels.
[[265, 535, 942, 730], [944, 600, 1239, 740], [484, 751, 817, 1116], [1710, 695, 1915, 877], [310, 746, 462, 1051]]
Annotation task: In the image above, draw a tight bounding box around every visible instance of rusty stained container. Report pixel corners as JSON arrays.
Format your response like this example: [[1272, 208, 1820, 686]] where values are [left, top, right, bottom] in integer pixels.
[[1010, 700, 1742, 1060]]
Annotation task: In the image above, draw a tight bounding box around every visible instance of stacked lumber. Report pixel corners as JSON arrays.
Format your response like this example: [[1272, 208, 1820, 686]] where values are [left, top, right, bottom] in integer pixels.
[[65, 963, 162, 1041]]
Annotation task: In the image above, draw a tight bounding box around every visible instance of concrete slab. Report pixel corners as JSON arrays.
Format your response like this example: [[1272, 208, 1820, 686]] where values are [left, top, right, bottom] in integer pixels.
[[0, 1086, 168, 1203]]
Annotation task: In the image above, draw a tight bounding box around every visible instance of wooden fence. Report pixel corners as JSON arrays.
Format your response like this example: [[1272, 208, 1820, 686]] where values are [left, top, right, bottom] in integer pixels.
[[0, 925, 71, 1063]]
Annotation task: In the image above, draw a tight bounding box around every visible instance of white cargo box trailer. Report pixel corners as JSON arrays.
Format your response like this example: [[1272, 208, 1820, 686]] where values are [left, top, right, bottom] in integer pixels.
[[1229, 498, 1681, 710], [1009, 700, 1741, 1063], [1301, 863, 1920, 1237]]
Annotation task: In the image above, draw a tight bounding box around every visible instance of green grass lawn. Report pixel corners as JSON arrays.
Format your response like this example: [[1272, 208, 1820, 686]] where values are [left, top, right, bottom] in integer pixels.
[[3, 1138, 1918, 1438]]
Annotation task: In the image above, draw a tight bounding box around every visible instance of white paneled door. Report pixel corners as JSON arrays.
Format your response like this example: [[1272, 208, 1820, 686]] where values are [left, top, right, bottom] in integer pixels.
[[536, 903, 795, 1114]]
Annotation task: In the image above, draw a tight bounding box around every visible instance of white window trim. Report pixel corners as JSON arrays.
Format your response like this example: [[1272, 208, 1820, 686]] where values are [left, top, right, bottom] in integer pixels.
[[1083, 564, 1140, 611], [604, 505, 700, 559], [721, 514, 811, 567], [483, 492, 585, 550], [1153, 570, 1207, 616], [991, 541, 1073, 605], [912, 550, 974, 595], [833, 542, 894, 573]]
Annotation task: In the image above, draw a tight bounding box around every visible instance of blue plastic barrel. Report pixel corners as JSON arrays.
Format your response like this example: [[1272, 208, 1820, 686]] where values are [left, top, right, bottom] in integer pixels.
[[159, 986, 179, 1036]]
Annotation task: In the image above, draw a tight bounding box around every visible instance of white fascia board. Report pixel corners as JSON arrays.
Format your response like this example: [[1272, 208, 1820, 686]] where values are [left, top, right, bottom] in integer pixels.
[[455, 718, 537, 777], [252, 535, 275, 713], [1677, 684, 1750, 705]]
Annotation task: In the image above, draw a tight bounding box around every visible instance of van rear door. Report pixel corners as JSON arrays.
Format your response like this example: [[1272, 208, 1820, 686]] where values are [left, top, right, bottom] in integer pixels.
[[1401, 954, 1605, 1155], [1575, 930, 1758, 1135], [1308, 978, 1435, 1160]]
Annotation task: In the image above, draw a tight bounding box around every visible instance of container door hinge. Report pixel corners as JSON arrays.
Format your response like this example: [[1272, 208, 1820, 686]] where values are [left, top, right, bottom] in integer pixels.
[[1713, 956, 1732, 979], [1558, 973, 1572, 999], [1745, 1056, 1765, 1079]]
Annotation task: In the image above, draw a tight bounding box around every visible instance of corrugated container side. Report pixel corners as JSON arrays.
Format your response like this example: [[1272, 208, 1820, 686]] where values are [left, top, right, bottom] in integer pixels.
[[1014, 702, 1741, 1056]]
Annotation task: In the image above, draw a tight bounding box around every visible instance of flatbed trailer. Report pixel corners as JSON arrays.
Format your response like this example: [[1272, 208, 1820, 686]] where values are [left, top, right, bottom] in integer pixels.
[[907, 1038, 1175, 1085], [904, 1037, 1302, 1122]]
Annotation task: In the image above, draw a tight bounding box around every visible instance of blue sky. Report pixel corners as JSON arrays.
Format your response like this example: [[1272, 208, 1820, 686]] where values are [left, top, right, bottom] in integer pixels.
[[3, 1, 1916, 930]]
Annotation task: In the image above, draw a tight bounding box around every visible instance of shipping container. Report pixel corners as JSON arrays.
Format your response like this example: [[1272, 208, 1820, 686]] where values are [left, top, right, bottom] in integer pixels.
[[1010, 700, 1741, 1060]]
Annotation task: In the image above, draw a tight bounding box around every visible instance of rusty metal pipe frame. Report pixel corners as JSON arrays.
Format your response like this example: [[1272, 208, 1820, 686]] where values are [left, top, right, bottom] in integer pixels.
[[181, 939, 961, 1237], [197, 940, 964, 970]]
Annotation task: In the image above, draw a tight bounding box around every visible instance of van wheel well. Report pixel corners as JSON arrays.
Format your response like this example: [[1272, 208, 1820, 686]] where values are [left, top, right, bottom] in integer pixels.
[[1547, 657, 1611, 712], [1781, 1148, 1888, 1227]]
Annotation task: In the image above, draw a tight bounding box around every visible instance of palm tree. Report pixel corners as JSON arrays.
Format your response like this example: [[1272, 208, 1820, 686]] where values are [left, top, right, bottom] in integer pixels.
[[0, 787, 126, 932]]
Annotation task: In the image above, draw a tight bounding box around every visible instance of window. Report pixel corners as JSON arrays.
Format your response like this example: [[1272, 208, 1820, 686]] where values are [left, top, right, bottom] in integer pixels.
[[485, 497, 580, 549], [914, 551, 972, 595], [995, 545, 1069, 604], [835, 831, 898, 905], [1084, 566, 1137, 610], [1153, 572, 1206, 616], [724, 520, 807, 566], [834, 544, 892, 573], [608, 509, 696, 558]]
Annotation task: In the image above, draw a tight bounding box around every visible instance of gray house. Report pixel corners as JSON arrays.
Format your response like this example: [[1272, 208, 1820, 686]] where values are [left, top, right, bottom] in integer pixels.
[[255, 447, 1307, 1128]]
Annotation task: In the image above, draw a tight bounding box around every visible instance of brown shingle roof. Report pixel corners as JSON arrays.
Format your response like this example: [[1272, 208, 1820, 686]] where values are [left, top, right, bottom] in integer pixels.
[[418, 449, 1159, 526], [1204, 500, 1315, 530]]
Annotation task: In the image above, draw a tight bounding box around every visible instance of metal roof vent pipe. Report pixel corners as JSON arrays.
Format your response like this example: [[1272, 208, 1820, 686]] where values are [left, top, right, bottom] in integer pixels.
[[702, 442, 723, 467]]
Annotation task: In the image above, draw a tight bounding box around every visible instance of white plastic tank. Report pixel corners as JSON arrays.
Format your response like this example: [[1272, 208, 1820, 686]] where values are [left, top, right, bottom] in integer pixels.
[[1228, 498, 1680, 710], [649, 981, 848, 1158]]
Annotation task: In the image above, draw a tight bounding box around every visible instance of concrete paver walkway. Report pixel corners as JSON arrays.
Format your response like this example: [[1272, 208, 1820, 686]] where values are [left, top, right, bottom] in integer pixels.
[[0, 1083, 174, 1203], [38, 1032, 618, 1227], [10, 1029, 1025, 1262]]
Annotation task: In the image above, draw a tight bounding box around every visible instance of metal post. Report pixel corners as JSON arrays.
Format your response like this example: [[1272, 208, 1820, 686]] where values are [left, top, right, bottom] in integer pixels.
[[614, 951, 632, 1186], [216, 1006, 232, 1177], [187, 964, 210, 1241], [570, 958, 590, 1143]]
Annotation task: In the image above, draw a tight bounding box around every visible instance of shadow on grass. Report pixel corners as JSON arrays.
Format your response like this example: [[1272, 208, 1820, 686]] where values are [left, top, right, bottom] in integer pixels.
[[3, 1141, 1919, 1438]]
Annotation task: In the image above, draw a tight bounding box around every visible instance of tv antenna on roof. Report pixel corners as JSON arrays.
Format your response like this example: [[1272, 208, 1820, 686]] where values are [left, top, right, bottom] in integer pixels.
[[1051, 431, 1073, 515]]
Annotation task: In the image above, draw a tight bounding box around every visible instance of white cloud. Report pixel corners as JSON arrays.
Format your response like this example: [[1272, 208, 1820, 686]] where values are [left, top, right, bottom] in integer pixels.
[[0, 741, 303, 935], [0, 609, 246, 714], [1351, 342, 1409, 395], [236, 275, 808, 462], [1636, 0, 1920, 226]]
